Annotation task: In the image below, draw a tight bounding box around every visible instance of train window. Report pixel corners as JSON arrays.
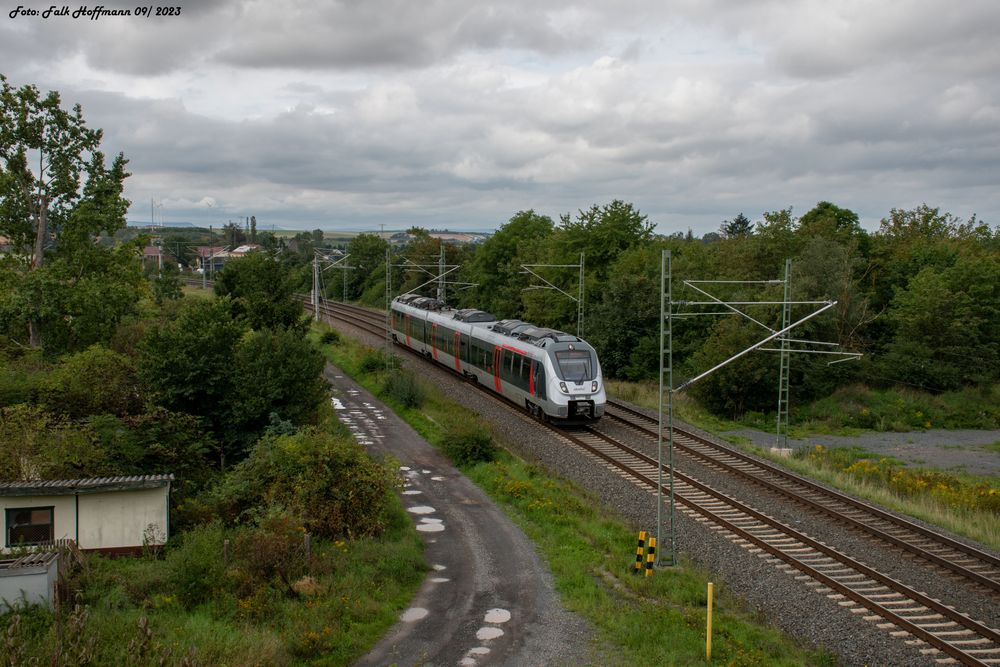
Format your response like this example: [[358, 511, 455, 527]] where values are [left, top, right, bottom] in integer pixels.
[[554, 350, 594, 382]]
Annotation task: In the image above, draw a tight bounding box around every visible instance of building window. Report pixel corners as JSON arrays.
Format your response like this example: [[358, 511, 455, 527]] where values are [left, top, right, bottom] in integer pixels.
[[5, 507, 54, 547]]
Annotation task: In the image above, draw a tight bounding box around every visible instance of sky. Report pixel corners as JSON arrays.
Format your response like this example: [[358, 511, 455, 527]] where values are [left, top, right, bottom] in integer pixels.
[[2, 0, 998, 235]]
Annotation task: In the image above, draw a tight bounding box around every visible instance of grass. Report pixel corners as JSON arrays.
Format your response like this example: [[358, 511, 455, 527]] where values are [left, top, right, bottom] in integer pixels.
[[759, 444, 1000, 550], [313, 322, 834, 665]]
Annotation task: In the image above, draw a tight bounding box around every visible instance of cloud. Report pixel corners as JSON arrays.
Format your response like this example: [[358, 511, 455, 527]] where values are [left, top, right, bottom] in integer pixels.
[[1, 0, 997, 233]]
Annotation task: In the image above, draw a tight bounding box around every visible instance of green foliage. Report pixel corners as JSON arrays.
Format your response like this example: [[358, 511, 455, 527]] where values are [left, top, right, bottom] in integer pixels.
[[36, 344, 143, 419], [720, 212, 754, 238], [231, 511, 309, 599], [226, 327, 328, 438], [358, 348, 391, 374], [0, 75, 140, 353], [381, 369, 424, 409], [210, 429, 398, 539], [798, 201, 867, 248], [166, 522, 229, 610], [0, 404, 104, 480], [151, 261, 184, 305], [0, 348, 50, 407], [319, 329, 341, 345], [460, 210, 554, 317], [140, 297, 245, 424], [88, 408, 217, 504], [344, 233, 388, 302], [141, 288, 327, 462], [213, 251, 305, 331], [881, 253, 1000, 390], [686, 318, 779, 419], [440, 424, 496, 466], [558, 200, 654, 280]]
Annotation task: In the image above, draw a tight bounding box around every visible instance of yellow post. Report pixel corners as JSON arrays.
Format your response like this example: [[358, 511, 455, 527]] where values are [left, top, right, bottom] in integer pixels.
[[706, 582, 714, 660], [634, 531, 646, 574], [645, 536, 657, 577]]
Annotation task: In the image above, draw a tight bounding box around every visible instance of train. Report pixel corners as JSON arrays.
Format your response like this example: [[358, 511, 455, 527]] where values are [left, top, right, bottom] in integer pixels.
[[389, 294, 606, 421]]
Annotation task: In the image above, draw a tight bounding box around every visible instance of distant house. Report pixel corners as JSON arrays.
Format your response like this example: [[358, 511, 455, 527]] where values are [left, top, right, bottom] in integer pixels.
[[142, 245, 162, 270], [194, 246, 227, 273], [0, 475, 173, 555], [194, 244, 260, 273]]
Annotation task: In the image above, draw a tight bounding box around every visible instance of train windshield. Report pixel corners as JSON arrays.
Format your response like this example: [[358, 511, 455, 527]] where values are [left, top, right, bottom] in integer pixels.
[[554, 349, 595, 382]]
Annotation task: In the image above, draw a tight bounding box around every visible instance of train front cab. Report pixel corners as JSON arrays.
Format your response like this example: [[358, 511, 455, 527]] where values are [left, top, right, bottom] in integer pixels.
[[545, 344, 605, 422]]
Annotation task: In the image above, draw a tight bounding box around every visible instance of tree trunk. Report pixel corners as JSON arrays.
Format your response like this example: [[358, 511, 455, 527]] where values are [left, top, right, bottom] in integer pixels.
[[28, 195, 48, 347]]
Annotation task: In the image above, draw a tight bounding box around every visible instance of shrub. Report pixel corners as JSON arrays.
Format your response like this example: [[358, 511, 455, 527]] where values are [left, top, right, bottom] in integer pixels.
[[232, 511, 308, 598], [319, 329, 341, 345], [165, 522, 228, 609], [382, 369, 424, 409], [209, 429, 398, 539], [359, 349, 386, 374], [36, 344, 143, 419], [441, 425, 496, 466]]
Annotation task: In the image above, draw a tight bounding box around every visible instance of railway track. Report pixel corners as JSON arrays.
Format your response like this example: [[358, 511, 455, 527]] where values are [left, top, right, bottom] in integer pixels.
[[300, 297, 1000, 665], [549, 423, 1000, 666], [600, 401, 1000, 595]]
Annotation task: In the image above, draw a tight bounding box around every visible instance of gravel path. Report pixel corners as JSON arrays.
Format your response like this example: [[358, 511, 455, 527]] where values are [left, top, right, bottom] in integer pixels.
[[725, 428, 1000, 476], [333, 318, 999, 667], [325, 364, 595, 667]]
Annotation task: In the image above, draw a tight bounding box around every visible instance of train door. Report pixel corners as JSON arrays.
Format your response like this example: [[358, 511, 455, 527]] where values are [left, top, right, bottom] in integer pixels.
[[405, 314, 411, 346], [453, 331, 462, 371], [431, 323, 438, 360], [492, 346, 502, 392]]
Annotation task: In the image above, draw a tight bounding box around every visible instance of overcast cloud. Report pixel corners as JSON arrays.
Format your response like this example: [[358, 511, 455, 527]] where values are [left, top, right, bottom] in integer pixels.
[[2, 0, 998, 234]]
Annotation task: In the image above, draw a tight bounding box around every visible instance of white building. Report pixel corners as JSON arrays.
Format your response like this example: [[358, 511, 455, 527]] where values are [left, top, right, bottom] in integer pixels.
[[0, 475, 173, 555]]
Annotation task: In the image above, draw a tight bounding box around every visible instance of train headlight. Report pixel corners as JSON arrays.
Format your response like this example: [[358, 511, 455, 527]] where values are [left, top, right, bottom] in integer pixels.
[[591, 381, 598, 392], [559, 382, 568, 393]]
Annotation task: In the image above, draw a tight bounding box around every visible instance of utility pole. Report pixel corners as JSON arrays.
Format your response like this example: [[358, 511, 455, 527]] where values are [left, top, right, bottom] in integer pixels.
[[312, 254, 321, 321], [437, 245, 446, 301], [776, 260, 792, 447], [382, 224, 390, 372]]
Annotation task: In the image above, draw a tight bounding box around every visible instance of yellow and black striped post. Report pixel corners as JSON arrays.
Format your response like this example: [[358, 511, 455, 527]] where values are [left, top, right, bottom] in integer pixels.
[[645, 536, 657, 577], [633, 531, 646, 574]]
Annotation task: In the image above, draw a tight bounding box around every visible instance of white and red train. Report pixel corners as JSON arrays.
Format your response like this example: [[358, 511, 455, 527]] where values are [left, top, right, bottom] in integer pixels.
[[390, 294, 606, 421]]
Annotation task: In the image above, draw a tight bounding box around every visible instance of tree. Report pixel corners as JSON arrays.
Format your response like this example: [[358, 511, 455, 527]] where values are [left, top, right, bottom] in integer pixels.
[[226, 328, 328, 437], [798, 201, 865, 246], [345, 232, 389, 302], [222, 221, 246, 248], [558, 200, 655, 280], [213, 251, 305, 331], [140, 298, 246, 430], [0, 75, 141, 351], [720, 213, 753, 238], [152, 260, 183, 305], [881, 254, 1000, 390], [463, 210, 554, 317]]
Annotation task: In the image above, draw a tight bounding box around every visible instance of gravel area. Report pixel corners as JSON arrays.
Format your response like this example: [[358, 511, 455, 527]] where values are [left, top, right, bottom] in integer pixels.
[[335, 319, 998, 666], [725, 428, 1000, 476]]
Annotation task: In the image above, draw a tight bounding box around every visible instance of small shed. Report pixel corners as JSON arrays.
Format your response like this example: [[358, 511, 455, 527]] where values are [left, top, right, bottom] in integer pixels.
[[0, 475, 173, 555], [0, 551, 60, 609]]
